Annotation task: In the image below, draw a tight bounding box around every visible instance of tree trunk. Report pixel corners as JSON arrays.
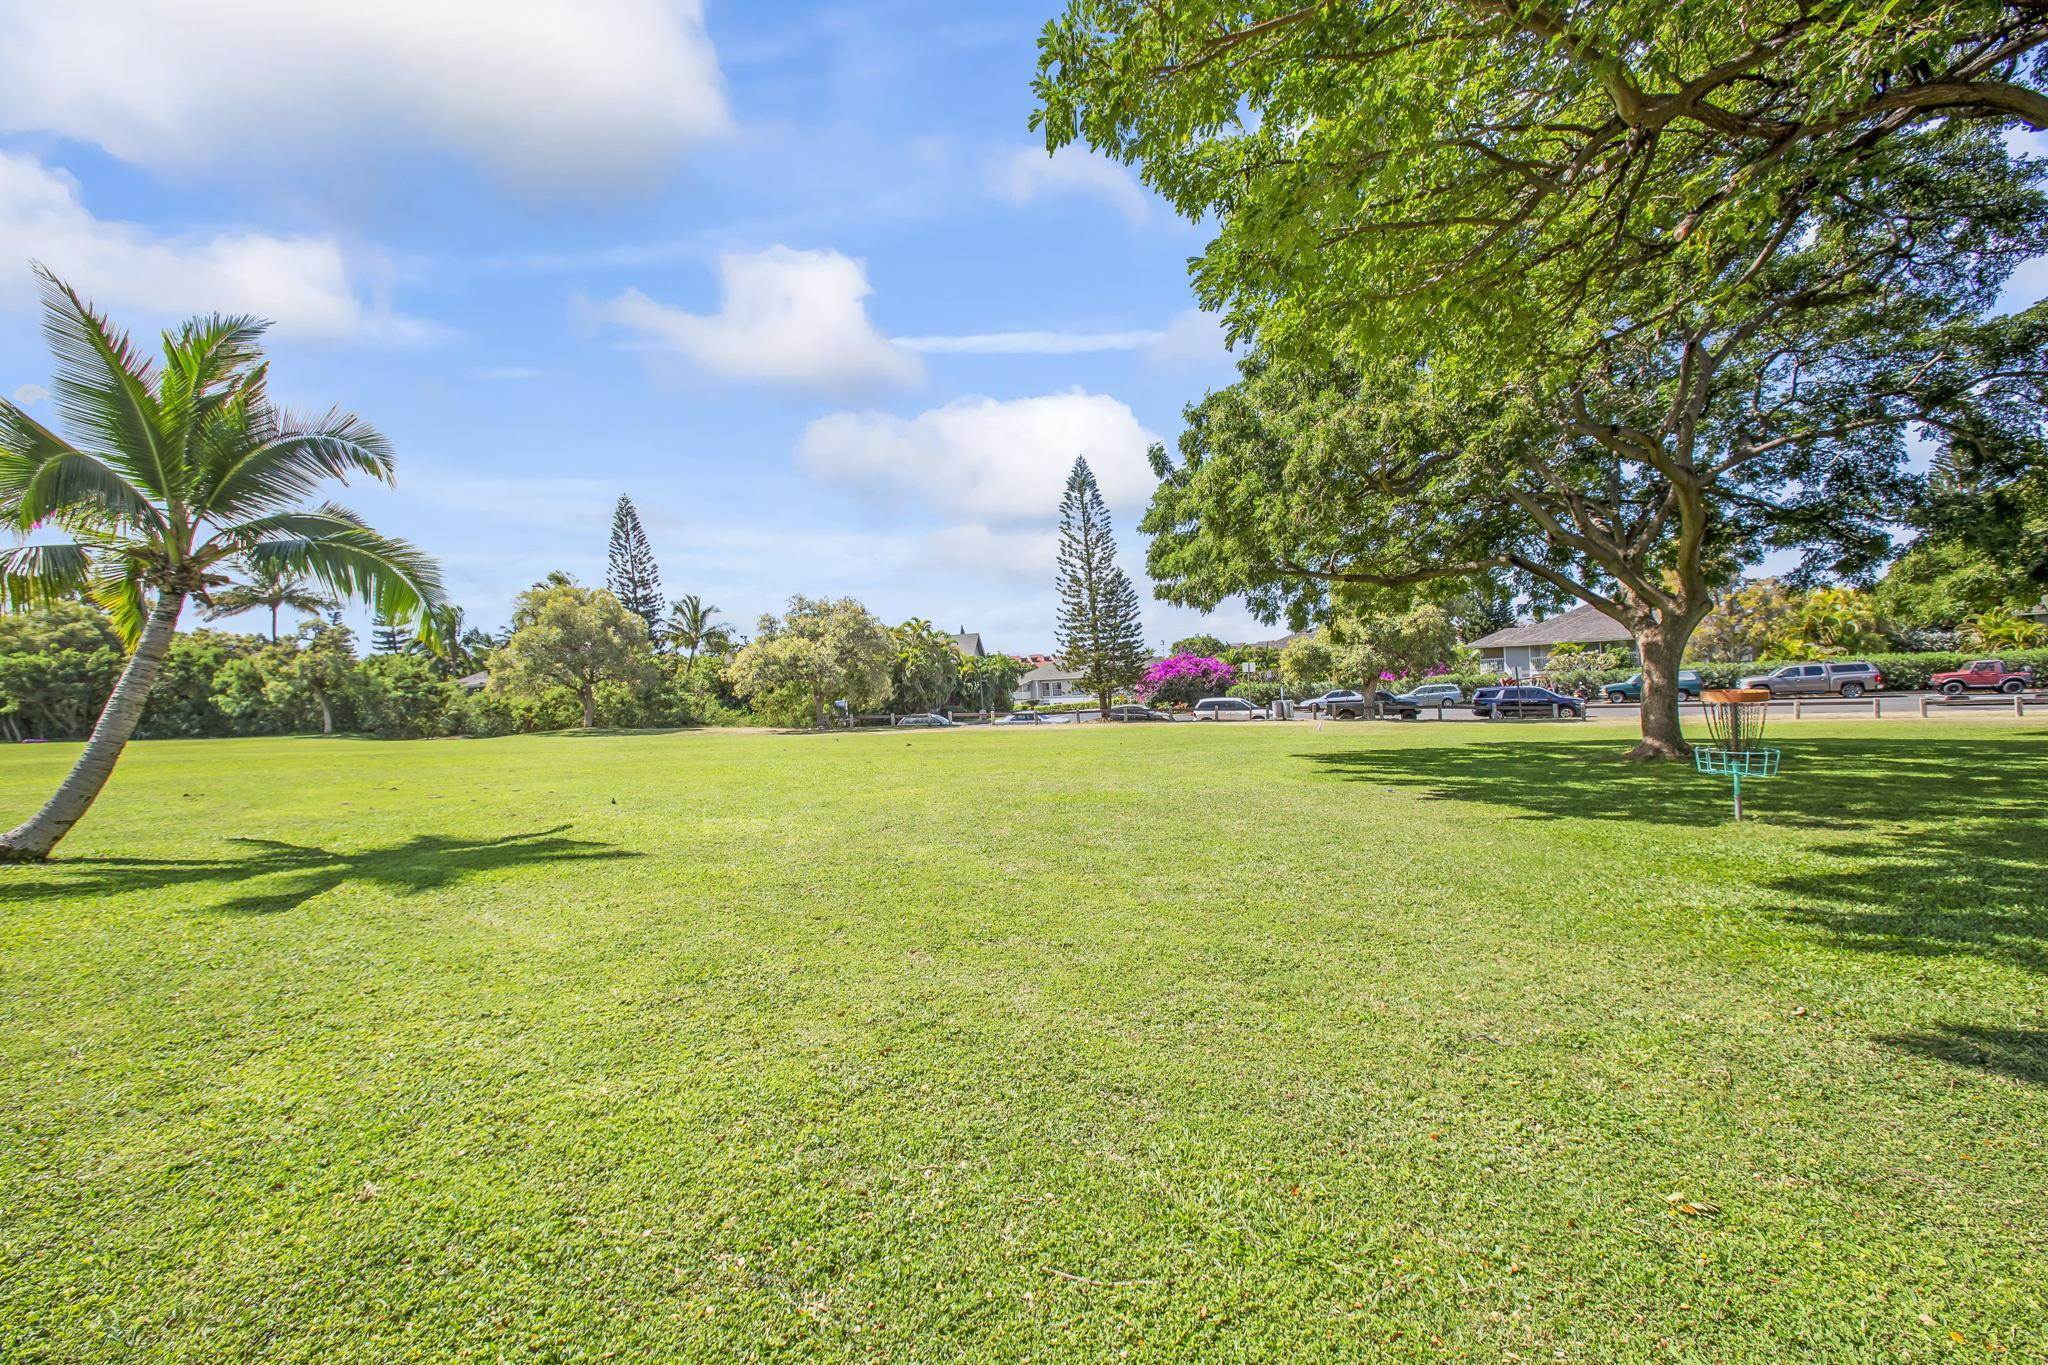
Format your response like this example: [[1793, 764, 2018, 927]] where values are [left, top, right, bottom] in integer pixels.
[[0, 591, 186, 861], [314, 685, 333, 735], [1627, 620, 1692, 761], [581, 685, 596, 729], [269, 603, 280, 642]]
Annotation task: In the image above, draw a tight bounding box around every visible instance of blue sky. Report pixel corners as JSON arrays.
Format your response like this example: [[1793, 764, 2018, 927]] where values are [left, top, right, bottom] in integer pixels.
[[0, 0, 1254, 653], [4, 4, 2043, 652]]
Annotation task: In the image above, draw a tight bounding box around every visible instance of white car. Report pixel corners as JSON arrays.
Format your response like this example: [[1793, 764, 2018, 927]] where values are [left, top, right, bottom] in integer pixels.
[[1192, 697, 1263, 721]]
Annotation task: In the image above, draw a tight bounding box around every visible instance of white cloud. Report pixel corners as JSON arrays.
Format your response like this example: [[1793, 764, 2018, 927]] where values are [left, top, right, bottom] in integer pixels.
[[0, 152, 435, 343], [922, 523, 1060, 580], [990, 145, 1151, 224], [895, 328, 1164, 356], [594, 246, 922, 392], [797, 390, 1159, 522], [10, 383, 49, 407], [0, 0, 728, 190]]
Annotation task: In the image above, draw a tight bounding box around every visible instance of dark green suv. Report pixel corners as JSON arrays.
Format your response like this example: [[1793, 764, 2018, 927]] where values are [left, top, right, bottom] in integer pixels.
[[1601, 670, 1704, 702]]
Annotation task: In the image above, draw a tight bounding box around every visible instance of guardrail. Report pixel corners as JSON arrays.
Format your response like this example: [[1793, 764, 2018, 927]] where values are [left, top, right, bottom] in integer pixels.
[[1917, 693, 2034, 718]]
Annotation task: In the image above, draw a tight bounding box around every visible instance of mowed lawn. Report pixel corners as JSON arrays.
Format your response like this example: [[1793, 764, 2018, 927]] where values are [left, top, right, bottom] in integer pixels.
[[2, 720, 2044, 1361]]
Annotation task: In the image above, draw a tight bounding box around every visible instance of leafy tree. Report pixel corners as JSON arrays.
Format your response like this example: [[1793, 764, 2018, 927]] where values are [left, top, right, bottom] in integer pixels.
[[1326, 607, 1457, 704], [1792, 587, 1885, 656], [727, 595, 893, 728], [1277, 633, 1333, 693], [664, 592, 732, 672], [1039, 9, 2048, 758], [1872, 541, 2027, 639], [0, 602, 124, 740], [1054, 456, 1149, 718], [491, 582, 655, 729], [607, 496, 665, 641], [1967, 606, 2048, 650], [1170, 632, 1227, 658], [0, 269, 444, 859], [203, 555, 333, 641], [955, 652, 1026, 712], [889, 617, 962, 715], [1689, 580, 1805, 663], [282, 622, 362, 735]]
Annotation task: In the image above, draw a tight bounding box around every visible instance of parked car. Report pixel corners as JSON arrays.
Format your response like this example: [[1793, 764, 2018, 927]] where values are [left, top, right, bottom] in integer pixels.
[[1193, 697, 1264, 720], [1602, 669, 1705, 702], [1405, 682, 1463, 705], [1737, 660, 1884, 698], [1107, 704, 1170, 721], [894, 712, 954, 728], [993, 712, 1046, 725], [1930, 659, 2034, 695], [1302, 689, 1372, 719], [1375, 691, 1426, 720], [1471, 685, 1586, 719]]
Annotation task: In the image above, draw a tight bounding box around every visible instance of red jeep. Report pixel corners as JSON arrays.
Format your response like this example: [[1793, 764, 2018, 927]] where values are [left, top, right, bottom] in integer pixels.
[[1929, 659, 2034, 695]]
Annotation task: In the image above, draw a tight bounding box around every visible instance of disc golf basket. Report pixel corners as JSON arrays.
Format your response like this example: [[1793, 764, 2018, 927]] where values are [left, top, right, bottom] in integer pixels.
[[1694, 688, 1781, 820]]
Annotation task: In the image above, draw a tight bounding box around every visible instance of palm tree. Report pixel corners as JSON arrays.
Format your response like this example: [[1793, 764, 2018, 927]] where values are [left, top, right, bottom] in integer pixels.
[[664, 593, 729, 671], [0, 268, 445, 861], [203, 555, 335, 641]]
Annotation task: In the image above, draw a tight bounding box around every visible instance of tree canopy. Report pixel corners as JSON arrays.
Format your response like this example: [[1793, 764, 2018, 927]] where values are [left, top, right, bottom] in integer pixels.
[[491, 581, 655, 728], [727, 595, 893, 728]]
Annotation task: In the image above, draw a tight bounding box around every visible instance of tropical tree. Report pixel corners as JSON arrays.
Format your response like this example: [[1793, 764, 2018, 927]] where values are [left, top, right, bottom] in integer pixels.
[[1967, 605, 2048, 650], [1791, 587, 1885, 656], [1326, 607, 1457, 705], [889, 617, 962, 715], [203, 555, 333, 641], [955, 652, 1026, 713], [490, 581, 655, 729], [1170, 632, 1227, 658], [283, 621, 362, 735], [1688, 580, 1805, 663], [0, 270, 445, 860], [1054, 456, 1149, 718], [1136, 652, 1234, 709], [727, 596, 893, 728], [664, 593, 732, 672], [607, 495, 664, 641], [1038, 8, 2048, 757]]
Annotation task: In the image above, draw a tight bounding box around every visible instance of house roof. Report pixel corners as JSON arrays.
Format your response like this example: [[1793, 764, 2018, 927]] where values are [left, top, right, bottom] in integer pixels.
[[948, 631, 985, 657], [1019, 662, 1083, 682], [1466, 604, 1633, 650]]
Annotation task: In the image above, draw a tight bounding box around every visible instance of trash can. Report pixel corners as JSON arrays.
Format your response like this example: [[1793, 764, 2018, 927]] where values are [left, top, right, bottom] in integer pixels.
[[1268, 699, 1295, 720]]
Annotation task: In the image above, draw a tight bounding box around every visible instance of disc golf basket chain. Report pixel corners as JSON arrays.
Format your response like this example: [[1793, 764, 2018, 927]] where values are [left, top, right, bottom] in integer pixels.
[[1694, 689, 1781, 820]]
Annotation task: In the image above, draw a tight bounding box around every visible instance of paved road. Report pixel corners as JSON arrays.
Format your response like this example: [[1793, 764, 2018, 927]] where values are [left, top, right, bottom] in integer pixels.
[[1273, 690, 2038, 724]]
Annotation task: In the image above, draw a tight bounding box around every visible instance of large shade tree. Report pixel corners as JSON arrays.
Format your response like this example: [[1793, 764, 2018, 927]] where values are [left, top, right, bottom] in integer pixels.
[[0, 270, 445, 859], [490, 581, 656, 729], [727, 595, 894, 728], [1040, 8, 2048, 756]]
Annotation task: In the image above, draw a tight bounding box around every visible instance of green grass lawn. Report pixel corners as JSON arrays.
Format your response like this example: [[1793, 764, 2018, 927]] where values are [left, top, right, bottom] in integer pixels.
[[3, 720, 2044, 1360]]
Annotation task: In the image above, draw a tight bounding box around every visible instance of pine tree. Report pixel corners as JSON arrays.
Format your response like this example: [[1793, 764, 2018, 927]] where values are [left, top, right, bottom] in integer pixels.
[[606, 495, 664, 642], [371, 609, 409, 654], [1054, 456, 1148, 718]]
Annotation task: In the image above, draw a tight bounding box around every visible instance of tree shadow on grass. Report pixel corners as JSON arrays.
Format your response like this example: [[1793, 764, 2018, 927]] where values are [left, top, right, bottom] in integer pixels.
[[0, 824, 642, 915], [1303, 734, 2048, 976], [1877, 1025, 2048, 1087]]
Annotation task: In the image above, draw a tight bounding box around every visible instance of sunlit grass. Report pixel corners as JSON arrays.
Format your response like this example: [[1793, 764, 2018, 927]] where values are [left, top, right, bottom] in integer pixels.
[[3, 720, 2043, 1358]]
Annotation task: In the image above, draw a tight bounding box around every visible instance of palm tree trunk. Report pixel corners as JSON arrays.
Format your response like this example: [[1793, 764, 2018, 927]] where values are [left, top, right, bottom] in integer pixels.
[[269, 602, 280, 642], [0, 591, 186, 862]]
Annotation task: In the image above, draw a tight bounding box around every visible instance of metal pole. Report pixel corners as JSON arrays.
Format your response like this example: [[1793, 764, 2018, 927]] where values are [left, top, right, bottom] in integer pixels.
[[1732, 771, 1742, 821]]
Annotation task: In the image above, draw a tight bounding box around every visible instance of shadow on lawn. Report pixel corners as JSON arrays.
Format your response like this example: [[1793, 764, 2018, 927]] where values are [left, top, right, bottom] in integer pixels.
[[1878, 1024, 2048, 1088], [1, 824, 641, 915], [1304, 734, 2048, 976]]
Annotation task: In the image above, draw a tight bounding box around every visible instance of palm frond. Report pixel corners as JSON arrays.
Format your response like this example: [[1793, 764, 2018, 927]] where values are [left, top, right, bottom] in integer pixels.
[[159, 313, 269, 469], [0, 541, 93, 612], [199, 407, 397, 519], [233, 506, 447, 646], [0, 398, 164, 534], [84, 556, 151, 644], [33, 265, 177, 505]]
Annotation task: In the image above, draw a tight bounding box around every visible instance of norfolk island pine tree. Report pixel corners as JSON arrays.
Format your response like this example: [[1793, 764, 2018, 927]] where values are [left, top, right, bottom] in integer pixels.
[[1054, 457, 1148, 719], [0, 268, 446, 861]]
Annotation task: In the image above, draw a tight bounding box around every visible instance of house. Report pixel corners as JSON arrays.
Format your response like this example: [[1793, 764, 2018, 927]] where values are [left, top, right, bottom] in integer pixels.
[[1465, 604, 1637, 679], [1015, 661, 1088, 702], [1010, 652, 1056, 671], [948, 629, 986, 658], [2023, 598, 2048, 625]]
